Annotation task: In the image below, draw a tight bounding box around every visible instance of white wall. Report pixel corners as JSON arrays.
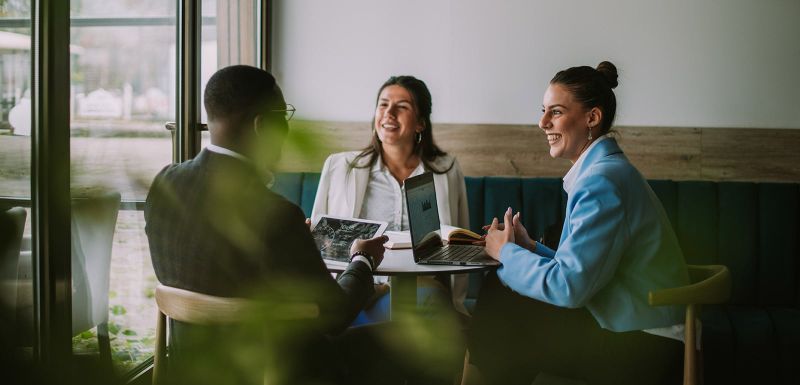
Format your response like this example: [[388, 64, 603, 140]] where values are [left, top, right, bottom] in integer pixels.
[[271, 0, 800, 128]]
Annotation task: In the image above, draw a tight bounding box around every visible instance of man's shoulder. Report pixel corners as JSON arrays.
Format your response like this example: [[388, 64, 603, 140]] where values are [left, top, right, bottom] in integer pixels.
[[152, 155, 204, 183], [264, 188, 306, 218]]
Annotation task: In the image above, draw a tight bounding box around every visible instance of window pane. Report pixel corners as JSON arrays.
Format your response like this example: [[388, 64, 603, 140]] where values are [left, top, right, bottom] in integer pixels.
[[200, 0, 259, 148], [0, 0, 34, 360], [0, 1, 32, 198], [69, 1, 175, 373]]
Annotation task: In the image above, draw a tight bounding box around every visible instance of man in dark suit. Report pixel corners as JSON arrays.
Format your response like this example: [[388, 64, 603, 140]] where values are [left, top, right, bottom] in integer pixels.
[[145, 65, 390, 385]]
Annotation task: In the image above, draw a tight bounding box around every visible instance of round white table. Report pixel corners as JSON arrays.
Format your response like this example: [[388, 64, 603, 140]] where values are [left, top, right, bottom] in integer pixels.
[[325, 248, 494, 319]]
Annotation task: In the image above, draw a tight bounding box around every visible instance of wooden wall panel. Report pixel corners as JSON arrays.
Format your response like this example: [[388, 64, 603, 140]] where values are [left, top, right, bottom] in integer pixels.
[[278, 121, 800, 183], [615, 126, 703, 181], [701, 127, 800, 182]]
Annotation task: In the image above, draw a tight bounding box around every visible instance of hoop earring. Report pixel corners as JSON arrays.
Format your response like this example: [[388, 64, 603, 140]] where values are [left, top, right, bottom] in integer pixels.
[[416, 131, 422, 144], [587, 126, 593, 141]]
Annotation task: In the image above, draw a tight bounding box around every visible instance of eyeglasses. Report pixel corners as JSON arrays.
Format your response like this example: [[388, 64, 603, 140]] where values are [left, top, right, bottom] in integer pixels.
[[271, 103, 296, 121]]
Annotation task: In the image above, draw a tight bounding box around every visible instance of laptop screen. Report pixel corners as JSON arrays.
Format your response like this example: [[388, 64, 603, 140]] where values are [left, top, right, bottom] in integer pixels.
[[405, 172, 443, 257]]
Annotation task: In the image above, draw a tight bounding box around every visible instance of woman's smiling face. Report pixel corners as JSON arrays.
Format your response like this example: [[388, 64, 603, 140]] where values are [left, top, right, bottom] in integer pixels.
[[374, 85, 422, 147], [539, 83, 596, 163]]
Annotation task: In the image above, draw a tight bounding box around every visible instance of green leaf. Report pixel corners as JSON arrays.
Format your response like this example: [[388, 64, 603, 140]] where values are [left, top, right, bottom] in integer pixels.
[[122, 329, 137, 336], [108, 322, 121, 335], [110, 305, 126, 315]]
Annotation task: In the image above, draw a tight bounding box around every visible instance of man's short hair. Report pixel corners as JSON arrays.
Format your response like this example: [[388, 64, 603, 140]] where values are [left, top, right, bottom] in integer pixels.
[[204, 65, 283, 126]]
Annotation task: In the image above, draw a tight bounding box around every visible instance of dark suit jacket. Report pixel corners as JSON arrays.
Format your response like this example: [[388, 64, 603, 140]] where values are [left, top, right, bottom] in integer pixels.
[[145, 149, 374, 335]]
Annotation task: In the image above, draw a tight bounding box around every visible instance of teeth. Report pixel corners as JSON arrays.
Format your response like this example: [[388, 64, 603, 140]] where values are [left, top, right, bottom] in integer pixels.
[[547, 134, 561, 143], [382, 123, 398, 129]]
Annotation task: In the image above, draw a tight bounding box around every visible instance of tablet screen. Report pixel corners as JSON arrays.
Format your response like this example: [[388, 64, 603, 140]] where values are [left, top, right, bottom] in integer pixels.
[[311, 216, 388, 262]]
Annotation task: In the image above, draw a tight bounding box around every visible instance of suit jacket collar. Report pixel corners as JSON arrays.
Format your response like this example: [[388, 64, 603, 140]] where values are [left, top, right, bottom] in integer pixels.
[[563, 137, 623, 195]]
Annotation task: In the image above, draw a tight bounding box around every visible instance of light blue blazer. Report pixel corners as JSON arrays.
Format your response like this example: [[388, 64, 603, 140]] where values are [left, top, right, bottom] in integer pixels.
[[498, 138, 689, 332]]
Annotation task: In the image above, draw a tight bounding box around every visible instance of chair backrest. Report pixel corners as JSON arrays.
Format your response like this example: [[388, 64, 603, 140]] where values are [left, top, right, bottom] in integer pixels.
[[649, 265, 732, 307], [1, 207, 27, 310], [153, 284, 255, 385], [153, 283, 323, 385], [71, 192, 121, 335], [649, 265, 731, 385], [155, 284, 252, 325]]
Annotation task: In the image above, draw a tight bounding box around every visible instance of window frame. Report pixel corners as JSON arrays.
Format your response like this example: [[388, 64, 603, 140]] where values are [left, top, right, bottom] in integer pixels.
[[0, 0, 272, 380]]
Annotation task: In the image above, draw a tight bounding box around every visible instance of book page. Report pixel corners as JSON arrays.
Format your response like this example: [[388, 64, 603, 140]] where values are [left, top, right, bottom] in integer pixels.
[[440, 225, 461, 240], [442, 225, 480, 240], [384, 230, 412, 249]]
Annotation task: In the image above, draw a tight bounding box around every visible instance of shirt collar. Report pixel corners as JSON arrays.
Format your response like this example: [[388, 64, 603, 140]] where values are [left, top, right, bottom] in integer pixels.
[[371, 152, 426, 181], [205, 144, 275, 188], [563, 135, 609, 195], [206, 143, 249, 162], [370, 152, 385, 173]]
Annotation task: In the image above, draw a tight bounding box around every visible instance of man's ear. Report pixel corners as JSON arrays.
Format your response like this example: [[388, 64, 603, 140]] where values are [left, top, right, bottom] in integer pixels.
[[252, 114, 264, 137], [253, 112, 288, 137]]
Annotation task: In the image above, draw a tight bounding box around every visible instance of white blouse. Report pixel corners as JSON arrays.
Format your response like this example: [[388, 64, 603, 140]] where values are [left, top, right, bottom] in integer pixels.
[[359, 154, 426, 231]]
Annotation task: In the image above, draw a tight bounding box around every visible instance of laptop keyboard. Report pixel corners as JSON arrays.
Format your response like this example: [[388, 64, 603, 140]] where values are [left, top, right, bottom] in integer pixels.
[[425, 245, 484, 262]]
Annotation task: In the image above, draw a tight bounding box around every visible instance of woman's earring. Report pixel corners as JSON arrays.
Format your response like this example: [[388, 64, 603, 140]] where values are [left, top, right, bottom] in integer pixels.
[[587, 126, 593, 140], [416, 131, 422, 144]]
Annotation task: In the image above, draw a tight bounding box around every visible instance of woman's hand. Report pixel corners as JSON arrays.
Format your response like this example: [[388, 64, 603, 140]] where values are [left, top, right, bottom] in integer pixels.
[[484, 208, 515, 261], [511, 212, 536, 253], [482, 210, 536, 253]]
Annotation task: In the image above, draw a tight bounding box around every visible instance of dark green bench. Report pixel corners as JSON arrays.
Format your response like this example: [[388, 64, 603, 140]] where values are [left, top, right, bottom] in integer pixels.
[[273, 173, 800, 385]]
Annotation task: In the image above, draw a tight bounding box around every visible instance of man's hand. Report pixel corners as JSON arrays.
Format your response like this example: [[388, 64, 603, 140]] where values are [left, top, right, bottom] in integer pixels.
[[350, 235, 388, 268], [484, 207, 515, 261]]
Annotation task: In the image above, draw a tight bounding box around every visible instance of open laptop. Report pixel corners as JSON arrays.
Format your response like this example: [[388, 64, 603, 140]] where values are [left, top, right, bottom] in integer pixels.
[[405, 172, 499, 266]]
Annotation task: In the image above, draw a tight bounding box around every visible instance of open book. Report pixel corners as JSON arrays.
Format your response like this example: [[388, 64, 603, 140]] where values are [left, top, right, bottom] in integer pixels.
[[384, 226, 483, 249], [441, 225, 483, 245]]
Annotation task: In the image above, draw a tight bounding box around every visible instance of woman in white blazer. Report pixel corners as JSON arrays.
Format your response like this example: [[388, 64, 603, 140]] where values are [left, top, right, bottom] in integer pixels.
[[312, 76, 471, 316]]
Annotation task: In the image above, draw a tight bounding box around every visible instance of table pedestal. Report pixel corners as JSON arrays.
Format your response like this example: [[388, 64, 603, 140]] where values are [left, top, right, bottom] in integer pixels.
[[324, 249, 491, 320], [389, 275, 417, 320]]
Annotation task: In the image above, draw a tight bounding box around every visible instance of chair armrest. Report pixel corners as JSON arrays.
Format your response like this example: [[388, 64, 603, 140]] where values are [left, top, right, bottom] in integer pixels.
[[648, 265, 731, 306]]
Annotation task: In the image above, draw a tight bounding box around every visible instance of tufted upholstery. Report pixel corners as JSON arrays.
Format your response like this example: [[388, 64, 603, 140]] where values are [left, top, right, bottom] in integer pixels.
[[273, 173, 800, 385]]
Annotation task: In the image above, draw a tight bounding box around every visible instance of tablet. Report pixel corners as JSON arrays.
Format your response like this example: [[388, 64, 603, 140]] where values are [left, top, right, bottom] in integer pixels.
[[310, 215, 389, 262]]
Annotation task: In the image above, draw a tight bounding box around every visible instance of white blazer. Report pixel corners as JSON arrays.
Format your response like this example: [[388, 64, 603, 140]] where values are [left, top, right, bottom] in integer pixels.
[[311, 151, 472, 313], [312, 151, 470, 228]]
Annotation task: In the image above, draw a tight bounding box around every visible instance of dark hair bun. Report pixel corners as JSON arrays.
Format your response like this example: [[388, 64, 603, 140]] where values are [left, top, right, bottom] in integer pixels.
[[596, 61, 618, 89]]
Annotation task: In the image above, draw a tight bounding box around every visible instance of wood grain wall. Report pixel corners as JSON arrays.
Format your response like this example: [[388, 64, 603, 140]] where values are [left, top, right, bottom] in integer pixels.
[[277, 121, 800, 183]]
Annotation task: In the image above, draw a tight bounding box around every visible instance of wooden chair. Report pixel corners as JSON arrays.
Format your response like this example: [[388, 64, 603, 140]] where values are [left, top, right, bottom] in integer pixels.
[[153, 284, 253, 385], [153, 284, 320, 385], [649, 265, 731, 385]]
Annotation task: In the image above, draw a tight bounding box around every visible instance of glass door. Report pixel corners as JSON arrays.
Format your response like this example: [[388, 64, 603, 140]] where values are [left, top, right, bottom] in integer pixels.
[[67, 0, 177, 372], [2, 0, 268, 379], [0, 0, 34, 359]]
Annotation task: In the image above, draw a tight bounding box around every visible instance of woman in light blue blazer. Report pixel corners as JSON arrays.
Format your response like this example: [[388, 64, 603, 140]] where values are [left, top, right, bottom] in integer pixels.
[[465, 62, 690, 385]]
